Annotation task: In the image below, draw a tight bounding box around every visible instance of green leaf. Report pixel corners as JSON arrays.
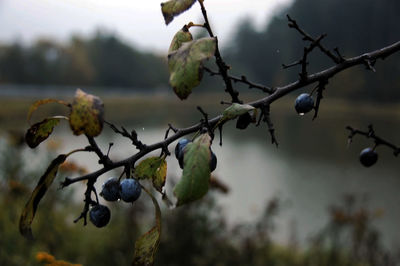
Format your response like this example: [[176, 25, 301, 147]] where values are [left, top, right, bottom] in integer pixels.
[[222, 103, 255, 121], [168, 26, 193, 53], [173, 133, 211, 206], [133, 188, 161, 266], [161, 0, 197, 25], [19, 154, 68, 240], [27, 98, 69, 123], [69, 89, 104, 137], [168, 37, 216, 100], [25, 116, 68, 148], [135, 157, 167, 193]]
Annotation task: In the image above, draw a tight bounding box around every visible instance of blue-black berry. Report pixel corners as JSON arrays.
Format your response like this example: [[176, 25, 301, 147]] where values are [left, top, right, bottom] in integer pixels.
[[210, 150, 217, 172], [295, 93, 314, 115], [175, 138, 190, 159], [359, 147, 378, 167], [100, 177, 120, 201], [120, 178, 141, 203], [89, 204, 111, 228]]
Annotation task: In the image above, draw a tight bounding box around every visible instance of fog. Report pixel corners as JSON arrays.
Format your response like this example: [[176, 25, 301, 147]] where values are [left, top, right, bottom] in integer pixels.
[[0, 0, 293, 52]]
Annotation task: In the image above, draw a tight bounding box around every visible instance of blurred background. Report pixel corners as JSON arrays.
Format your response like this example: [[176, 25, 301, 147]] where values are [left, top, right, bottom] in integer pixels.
[[1, 0, 400, 265]]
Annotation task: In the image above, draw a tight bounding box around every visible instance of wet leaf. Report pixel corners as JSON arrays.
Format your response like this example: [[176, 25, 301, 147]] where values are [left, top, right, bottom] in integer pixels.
[[222, 103, 255, 121], [135, 157, 167, 193], [173, 133, 211, 206], [133, 188, 161, 266], [69, 89, 104, 137], [168, 37, 216, 100], [19, 154, 68, 240], [168, 26, 193, 53], [161, 0, 197, 25], [27, 99, 69, 123], [25, 117, 67, 148]]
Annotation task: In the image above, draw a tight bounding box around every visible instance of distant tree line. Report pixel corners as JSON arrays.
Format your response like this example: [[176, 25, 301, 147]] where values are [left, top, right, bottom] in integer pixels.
[[226, 0, 400, 102], [0, 30, 168, 89], [0, 0, 399, 102]]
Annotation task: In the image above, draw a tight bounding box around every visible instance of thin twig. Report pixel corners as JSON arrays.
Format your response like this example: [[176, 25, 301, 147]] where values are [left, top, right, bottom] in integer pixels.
[[346, 125, 400, 156], [105, 121, 146, 150], [204, 67, 274, 94], [86, 135, 112, 167], [198, 0, 242, 103], [287, 15, 342, 64]]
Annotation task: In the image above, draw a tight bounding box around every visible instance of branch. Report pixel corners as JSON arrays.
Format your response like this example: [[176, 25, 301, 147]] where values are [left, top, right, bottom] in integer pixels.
[[261, 104, 278, 146], [86, 135, 112, 167], [105, 121, 146, 151], [287, 15, 342, 64], [249, 40, 400, 108], [62, 40, 400, 187], [73, 178, 97, 225], [204, 67, 275, 94], [198, 0, 242, 103], [346, 125, 400, 156]]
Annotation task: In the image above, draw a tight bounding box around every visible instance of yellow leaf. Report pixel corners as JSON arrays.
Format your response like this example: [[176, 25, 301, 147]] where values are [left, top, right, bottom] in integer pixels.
[[69, 89, 104, 137]]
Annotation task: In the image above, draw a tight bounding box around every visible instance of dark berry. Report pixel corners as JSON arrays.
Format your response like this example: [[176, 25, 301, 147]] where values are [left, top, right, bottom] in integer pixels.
[[236, 112, 252, 130], [178, 153, 184, 169], [100, 177, 120, 201], [120, 178, 141, 202], [359, 147, 378, 167], [210, 150, 217, 172], [89, 204, 111, 228], [295, 93, 314, 115], [175, 138, 190, 159]]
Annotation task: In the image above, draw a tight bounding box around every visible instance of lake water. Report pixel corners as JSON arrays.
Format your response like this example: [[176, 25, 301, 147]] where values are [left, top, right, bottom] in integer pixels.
[[4, 92, 400, 250]]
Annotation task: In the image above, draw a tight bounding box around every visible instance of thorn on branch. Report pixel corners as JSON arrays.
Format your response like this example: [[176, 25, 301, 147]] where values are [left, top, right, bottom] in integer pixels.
[[74, 178, 97, 226], [261, 105, 278, 147], [105, 121, 146, 151], [86, 135, 112, 167], [282, 60, 304, 69], [106, 143, 113, 157], [286, 14, 341, 64], [60, 177, 72, 189], [312, 79, 328, 120], [334, 47, 345, 62], [205, 67, 274, 94], [164, 123, 178, 140], [256, 109, 264, 127], [197, 106, 214, 139], [160, 143, 171, 157], [364, 59, 377, 72]]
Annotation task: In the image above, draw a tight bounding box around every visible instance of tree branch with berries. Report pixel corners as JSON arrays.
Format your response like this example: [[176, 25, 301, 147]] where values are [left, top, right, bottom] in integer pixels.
[[18, 0, 400, 265]]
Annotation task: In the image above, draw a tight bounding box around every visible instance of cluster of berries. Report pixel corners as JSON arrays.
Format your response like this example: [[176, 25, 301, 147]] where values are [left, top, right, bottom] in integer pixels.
[[89, 178, 141, 228]]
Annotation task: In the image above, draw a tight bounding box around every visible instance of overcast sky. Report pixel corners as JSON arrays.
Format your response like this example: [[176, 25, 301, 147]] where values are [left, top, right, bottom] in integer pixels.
[[0, 0, 293, 53]]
